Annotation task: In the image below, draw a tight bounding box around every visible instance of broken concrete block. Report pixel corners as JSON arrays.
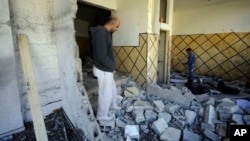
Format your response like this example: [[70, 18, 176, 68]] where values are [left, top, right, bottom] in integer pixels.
[[165, 103, 180, 113], [185, 110, 197, 125], [124, 125, 139, 141], [183, 91, 196, 102], [152, 118, 168, 135], [201, 122, 215, 132], [124, 86, 140, 97], [221, 98, 235, 104], [144, 110, 157, 122], [203, 128, 221, 141], [171, 119, 186, 130], [133, 100, 145, 110], [216, 123, 227, 137], [232, 114, 244, 125], [143, 101, 154, 110], [132, 109, 145, 123], [147, 83, 190, 108], [206, 97, 215, 105], [160, 127, 181, 141], [183, 130, 201, 141], [218, 112, 232, 122], [195, 93, 210, 102], [116, 117, 127, 128], [216, 102, 241, 114], [153, 100, 165, 112], [158, 112, 172, 124], [99, 117, 116, 132], [204, 105, 217, 128]]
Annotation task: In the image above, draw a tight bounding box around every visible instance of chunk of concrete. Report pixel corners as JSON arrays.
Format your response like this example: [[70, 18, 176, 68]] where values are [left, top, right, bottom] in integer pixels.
[[124, 86, 140, 97], [158, 112, 172, 124], [183, 130, 201, 141], [204, 105, 217, 128], [206, 97, 215, 105], [132, 109, 145, 123], [144, 110, 157, 122], [216, 102, 241, 114], [165, 103, 181, 114], [203, 128, 220, 141], [153, 100, 165, 112], [160, 127, 181, 141], [124, 125, 139, 140], [152, 118, 168, 135], [185, 110, 197, 125], [147, 83, 190, 108], [133, 100, 145, 110]]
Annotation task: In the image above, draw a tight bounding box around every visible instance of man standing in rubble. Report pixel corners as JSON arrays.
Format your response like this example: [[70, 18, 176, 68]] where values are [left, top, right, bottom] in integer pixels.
[[183, 48, 196, 79], [90, 16, 120, 121]]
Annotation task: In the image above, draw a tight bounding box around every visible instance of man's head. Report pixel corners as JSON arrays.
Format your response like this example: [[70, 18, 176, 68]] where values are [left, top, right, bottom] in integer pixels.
[[186, 48, 192, 54], [104, 16, 120, 33]]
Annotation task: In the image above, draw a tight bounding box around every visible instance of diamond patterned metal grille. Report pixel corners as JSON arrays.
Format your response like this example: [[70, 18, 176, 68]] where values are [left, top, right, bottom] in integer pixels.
[[114, 33, 158, 89], [171, 32, 250, 81]]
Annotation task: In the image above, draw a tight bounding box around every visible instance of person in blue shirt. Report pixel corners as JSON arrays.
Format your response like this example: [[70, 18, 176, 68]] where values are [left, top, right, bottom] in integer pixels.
[[183, 48, 196, 79]]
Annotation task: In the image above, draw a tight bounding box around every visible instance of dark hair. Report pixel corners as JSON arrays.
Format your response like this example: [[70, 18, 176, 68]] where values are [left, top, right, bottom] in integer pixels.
[[186, 48, 192, 52]]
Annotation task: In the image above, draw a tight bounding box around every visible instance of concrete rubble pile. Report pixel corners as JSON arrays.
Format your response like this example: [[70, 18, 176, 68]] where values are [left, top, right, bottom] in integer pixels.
[[100, 76, 250, 141]]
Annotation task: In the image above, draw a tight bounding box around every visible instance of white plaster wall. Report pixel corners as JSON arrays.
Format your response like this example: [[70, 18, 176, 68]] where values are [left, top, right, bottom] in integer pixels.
[[113, 0, 149, 46], [9, 0, 61, 121], [53, 0, 101, 140], [0, 0, 24, 137], [173, 0, 250, 35], [79, 0, 117, 10]]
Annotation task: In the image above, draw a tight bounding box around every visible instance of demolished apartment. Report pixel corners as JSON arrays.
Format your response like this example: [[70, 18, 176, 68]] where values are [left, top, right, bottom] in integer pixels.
[[0, 0, 250, 140]]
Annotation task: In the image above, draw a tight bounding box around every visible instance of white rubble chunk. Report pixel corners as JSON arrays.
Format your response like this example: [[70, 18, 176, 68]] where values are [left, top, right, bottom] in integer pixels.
[[160, 127, 181, 141], [165, 103, 180, 113], [144, 110, 157, 122], [152, 118, 168, 135], [204, 105, 217, 128], [153, 100, 165, 112], [124, 125, 139, 140], [158, 112, 172, 124], [216, 102, 241, 114], [132, 109, 145, 123], [185, 110, 197, 125]]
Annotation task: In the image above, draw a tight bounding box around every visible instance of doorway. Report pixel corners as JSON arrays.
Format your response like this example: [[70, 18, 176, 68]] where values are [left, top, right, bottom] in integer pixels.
[[75, 2, 111, 73]]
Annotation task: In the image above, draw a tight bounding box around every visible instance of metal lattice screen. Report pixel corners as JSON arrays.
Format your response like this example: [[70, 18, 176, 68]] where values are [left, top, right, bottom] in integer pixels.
[[171, 32, 250, 81]]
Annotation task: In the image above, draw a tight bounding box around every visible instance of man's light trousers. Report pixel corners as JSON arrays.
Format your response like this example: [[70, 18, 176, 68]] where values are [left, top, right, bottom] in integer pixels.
[[93, 66, 117, 117]]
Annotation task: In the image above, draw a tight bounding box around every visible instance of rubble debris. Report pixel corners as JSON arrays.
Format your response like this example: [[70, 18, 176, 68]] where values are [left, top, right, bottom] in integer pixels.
[[97, 75, 250, 141], [4, 108, 82, 141]]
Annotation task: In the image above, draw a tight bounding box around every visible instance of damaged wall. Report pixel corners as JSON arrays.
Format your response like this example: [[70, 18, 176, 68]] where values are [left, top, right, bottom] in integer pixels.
[[0, 0, 24, 137], [171, 0, 250, 81], [9, 0, 61, 121], [1, 0, 101, 139], [53, 0, 102, 140]]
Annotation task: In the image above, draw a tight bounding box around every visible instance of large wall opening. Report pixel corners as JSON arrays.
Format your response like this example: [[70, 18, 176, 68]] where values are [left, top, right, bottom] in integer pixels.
[[75, 2, 111, 73]]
